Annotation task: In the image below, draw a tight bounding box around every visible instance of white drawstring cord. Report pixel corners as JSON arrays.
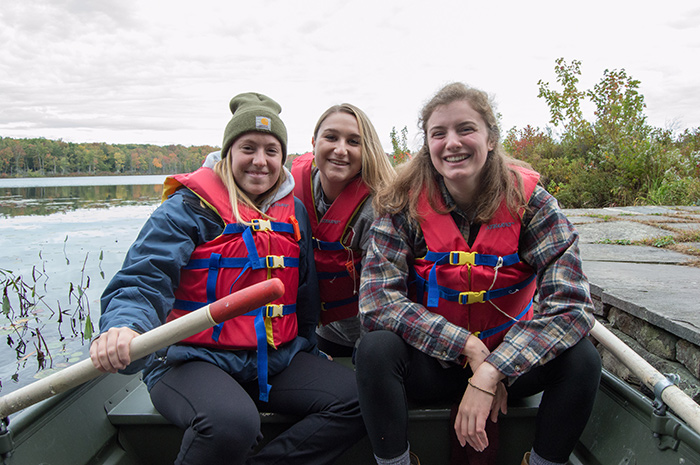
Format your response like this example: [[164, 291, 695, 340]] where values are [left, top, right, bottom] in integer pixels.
[[487, 256, 519, 322]]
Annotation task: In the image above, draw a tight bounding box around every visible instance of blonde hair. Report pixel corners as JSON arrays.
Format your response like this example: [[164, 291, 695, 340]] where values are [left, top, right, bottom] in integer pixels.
[[213, 144, 286, 223], [313, 104, 395, 206], [375, 82, 533, 225]]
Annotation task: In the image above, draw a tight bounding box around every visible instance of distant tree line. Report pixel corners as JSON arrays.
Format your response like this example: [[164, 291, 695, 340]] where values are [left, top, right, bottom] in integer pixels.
[[0, 138, 221, 177]]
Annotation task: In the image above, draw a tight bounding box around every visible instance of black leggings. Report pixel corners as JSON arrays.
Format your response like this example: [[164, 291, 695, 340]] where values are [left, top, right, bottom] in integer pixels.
[[317, 334, 355, 358], [355, 330, 601, 463], [150, 352, 365, 465]]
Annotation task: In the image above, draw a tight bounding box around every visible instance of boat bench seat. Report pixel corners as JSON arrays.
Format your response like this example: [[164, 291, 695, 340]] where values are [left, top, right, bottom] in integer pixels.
[[104, 360, 541, 465], [106, 375, 312, 426], [105, 359, 542, 427]]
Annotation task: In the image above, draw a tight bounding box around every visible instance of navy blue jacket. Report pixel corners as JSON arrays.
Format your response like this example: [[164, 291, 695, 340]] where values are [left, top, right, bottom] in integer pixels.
[[99, 184, 321, 390]]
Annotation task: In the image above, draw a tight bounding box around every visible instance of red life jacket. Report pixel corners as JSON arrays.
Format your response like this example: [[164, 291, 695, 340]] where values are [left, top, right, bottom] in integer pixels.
[[291, 152, 369, 325], [163, 167, 301, 401], [412, 166, 540, 351]]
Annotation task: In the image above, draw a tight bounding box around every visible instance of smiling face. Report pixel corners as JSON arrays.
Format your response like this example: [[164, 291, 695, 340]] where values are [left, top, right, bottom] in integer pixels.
[[229, 132, 283, 202], [427, 99, 495, 203], [312, 111, 363, 201]]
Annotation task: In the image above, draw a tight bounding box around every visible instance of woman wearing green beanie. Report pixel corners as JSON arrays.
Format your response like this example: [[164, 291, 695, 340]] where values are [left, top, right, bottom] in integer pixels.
[[91, 92, 365, 465]]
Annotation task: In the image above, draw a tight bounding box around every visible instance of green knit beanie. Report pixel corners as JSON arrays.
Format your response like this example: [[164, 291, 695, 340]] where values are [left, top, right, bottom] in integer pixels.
[[221, 93, 287, 160]]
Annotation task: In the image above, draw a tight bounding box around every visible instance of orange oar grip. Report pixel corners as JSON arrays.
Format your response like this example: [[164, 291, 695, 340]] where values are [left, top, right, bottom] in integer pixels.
[[208, 278, 285, 324]]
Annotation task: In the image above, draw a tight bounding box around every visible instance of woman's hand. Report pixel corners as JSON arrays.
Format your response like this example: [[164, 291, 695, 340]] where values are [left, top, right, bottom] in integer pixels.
[[89, 327, 140, 373], [454, 361, 507, 452]]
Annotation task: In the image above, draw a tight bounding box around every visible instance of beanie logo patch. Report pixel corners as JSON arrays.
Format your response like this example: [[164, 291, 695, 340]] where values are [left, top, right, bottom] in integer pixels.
[[256, 116, 271, 131]]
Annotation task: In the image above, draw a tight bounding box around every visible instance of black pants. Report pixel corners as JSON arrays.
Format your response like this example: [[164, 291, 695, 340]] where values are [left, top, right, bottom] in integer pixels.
[[317, 334, 355, 358], [355, 330, 601, 463], [150, 352, 366, 465]]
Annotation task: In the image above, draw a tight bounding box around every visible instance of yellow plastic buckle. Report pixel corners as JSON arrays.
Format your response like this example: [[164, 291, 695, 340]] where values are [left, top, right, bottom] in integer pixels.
[[266, 255, 285, 269], [265, 304, 284, 318], [252, 219, 272, 232], [458, 291, 485, 304], [449, 251, 476, 266]]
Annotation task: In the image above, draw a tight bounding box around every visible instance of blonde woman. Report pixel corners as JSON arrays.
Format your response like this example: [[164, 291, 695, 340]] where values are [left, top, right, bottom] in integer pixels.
[[91, 93, 364, 465], [355, 83, 600, 465], [292, 103, 395, 357]]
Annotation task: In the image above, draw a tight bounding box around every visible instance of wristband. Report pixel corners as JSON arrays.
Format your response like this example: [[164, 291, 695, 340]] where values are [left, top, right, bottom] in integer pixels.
[[468, 377, 496, 397]]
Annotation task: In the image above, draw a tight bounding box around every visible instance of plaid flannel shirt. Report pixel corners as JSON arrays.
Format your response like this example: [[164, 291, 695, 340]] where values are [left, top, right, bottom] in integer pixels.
[[358, 182, 595, 380]]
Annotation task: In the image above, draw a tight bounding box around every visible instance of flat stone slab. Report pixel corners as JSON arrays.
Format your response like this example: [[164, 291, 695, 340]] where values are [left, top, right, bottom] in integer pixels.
[[575, 220, 670, 244], [563, 208, 625, 218], [580, 243, 693, 265], [619, 215, 681, 223], [563, 206, 700, 218], [660, 222, 700, 232], [584, 261, 700, 345], [603, 206, 689, 215], [675, 206, 700, 214], [567, 216, 602, 225]]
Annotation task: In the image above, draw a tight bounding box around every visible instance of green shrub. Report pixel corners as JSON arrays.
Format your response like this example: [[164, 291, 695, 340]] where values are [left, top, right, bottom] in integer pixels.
[[646, 177, 700, 206], [505, 58, 699, 208]]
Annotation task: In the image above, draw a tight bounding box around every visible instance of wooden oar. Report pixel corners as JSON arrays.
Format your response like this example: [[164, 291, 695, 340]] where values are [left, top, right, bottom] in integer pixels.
[[590, 319, 700, 434], [0, 278, 284, 419]]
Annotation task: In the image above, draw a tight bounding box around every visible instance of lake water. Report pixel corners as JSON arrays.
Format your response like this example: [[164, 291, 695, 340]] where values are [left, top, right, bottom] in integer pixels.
[[0, 175, 167, 396]]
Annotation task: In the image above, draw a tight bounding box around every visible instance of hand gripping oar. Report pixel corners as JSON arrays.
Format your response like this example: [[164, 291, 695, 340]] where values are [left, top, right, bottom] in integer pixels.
[[590, 319, 700, 435], [0, 278, 285, 420]]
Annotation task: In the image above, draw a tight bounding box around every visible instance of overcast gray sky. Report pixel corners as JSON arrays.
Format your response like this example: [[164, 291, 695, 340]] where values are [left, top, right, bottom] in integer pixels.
[[1, 0, 699, 154]]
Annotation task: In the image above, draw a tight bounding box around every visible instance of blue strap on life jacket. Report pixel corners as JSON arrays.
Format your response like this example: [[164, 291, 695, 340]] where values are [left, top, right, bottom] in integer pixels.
[[254, 309, 272, 402], [240, 226, 299, 271], [243, 303, 297, 318], [242, 225, 273, 402], [475, 300, 533, 340], [316, 268, 361, 309], [317, 270, 348, 280], [312, 238, 346, 251], [415, 273, 535, 307], [224, 220, 296, 236], [423, 251, 521, 307], [322, 295, 358, 311], [206, 253, 223, 303], [183, 256, 299, 270], [171, 301, 296, 320], [423, 250, 521, 268]]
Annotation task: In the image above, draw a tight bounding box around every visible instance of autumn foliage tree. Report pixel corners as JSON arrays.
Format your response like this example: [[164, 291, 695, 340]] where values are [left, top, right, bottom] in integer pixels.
[[390, 126, 411, 166], [504, 58, 700, 207]]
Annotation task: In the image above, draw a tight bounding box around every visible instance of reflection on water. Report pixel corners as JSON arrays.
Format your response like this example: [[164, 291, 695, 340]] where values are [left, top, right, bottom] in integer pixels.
[[0, 175, 167, 217], [0, 176, 163, 398], [0, 184, 163, 217]]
